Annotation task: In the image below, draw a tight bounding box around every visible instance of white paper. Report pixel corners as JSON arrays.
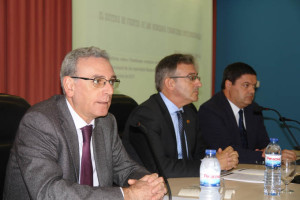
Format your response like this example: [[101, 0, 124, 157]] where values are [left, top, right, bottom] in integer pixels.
[[222, 168, 264, 183], [178, 185, 200, 197], [232, 168, 264, 176]]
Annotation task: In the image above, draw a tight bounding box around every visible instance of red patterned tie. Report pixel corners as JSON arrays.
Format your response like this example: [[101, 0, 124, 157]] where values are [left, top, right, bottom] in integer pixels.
[[80, 125, 93, 186]]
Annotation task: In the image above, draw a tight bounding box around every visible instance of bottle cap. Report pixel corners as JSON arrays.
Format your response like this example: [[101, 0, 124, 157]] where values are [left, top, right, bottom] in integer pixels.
[[205, 149, 216, 155], [270, 138, 279, 143]]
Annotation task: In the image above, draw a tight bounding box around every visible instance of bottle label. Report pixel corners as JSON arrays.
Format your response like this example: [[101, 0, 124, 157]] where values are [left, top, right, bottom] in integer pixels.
[[265, 154, 281, 168], [200, 173, 220, 187]]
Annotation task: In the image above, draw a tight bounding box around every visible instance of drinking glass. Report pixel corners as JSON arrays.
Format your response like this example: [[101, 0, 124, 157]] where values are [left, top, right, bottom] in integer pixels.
[[281, 159, 296, 193]]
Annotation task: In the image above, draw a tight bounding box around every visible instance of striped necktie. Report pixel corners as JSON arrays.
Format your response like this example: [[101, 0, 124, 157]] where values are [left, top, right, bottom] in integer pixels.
[[176, 110, 188, 160]]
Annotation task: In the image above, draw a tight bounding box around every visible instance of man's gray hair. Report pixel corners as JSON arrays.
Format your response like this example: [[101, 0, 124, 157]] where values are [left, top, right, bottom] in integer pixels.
[[60, 46, 109, 93]]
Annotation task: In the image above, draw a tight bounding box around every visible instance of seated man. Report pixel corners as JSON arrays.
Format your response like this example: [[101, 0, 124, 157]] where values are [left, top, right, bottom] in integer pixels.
[[123, 54, 239, 178], [198, 62, 297, 164], [3, 47, 166, 200]]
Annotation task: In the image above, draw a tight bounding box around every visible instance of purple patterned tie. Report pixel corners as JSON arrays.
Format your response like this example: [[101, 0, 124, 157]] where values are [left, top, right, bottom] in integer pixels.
[[80, 125, 93, 186]]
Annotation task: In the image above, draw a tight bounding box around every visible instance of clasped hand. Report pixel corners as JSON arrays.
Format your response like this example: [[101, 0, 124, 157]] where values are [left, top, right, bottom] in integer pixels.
[[123, 173, 167, 200], [256, 148, 297, 161], [216, 146, 239, 171]]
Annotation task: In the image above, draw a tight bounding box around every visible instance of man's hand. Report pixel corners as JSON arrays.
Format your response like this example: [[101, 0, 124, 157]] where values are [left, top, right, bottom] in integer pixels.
[[282, 149, 297, 161], [216, 146, 239, 170], [255, 148, 266, 158], [256, 148, 296, 161], [123, 173, 167, 200]]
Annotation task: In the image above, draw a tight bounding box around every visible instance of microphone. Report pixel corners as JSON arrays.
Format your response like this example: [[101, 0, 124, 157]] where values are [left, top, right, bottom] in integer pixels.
[[254, 105, 300, 150], [133, 122, 172, 200], [280, 117, 300, 126], [254, 106, 300, 124], [254, 106, 285, 121], [253, 105, 264, 113]]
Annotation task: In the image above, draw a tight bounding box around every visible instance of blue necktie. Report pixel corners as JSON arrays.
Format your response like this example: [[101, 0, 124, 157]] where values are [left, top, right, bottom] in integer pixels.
[[176, 111, 188, 160], [80, 125, 93, 186], [238, 109, 248, 149]]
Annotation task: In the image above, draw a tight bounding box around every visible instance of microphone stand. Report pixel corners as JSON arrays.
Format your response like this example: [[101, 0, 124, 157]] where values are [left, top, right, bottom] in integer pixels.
[[134, 122, 172, 200], [264, 108, 300, 150]]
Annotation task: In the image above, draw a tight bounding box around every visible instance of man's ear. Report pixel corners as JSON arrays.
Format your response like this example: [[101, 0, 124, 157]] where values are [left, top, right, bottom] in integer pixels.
[[225, 80, 232, 89], [63, 76, 75, 97], [164, 77, 175, 90]]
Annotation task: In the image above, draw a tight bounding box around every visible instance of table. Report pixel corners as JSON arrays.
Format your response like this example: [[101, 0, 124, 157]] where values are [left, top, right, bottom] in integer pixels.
[[164, 164, 300, 200]]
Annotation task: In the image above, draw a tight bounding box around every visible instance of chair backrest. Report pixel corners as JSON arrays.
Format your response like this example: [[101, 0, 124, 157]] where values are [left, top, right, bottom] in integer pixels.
[[108, 94, 138, 137], [0, 93, 30, 198], [0, 94, 31, 142], [129, 123, 172, 199], [129, 124, 159, 174]]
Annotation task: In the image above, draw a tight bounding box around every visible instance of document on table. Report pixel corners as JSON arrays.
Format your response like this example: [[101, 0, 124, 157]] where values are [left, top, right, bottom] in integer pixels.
[[177, 184, 200, 197], [177, 183, 236, 199], [222, 168, 265, 183]]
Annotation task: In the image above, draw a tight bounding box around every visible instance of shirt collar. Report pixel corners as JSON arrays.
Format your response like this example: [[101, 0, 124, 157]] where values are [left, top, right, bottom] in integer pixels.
[[227, 99, 242, 116], [159, 92, 183, 115], [66, 98, 95, 129]]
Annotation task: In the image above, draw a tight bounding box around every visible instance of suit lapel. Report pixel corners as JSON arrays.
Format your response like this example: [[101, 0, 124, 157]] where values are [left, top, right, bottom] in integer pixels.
[[153, 94, 178, 157], [153, 94, 176, 140], [93, 118, 109, 186], [220, 92, 242, 144], [244, 106, 254, 149], [57, 96, 80, 182]]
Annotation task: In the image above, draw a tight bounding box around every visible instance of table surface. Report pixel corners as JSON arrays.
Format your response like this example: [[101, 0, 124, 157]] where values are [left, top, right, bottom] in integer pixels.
[[164, 163, 300, 200]]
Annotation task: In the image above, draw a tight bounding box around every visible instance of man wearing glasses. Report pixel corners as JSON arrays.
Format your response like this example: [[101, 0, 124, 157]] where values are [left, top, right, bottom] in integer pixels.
[[198, 62, 296, 164], [123, 54, 239, 178], [4, 47, 166, 200]]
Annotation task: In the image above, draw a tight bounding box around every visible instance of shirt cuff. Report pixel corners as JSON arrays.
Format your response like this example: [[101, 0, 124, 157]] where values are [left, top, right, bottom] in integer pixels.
[[120, 187, 124, 198]]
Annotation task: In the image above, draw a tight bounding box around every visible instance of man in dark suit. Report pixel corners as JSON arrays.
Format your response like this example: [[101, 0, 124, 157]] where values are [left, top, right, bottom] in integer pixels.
[[123, 54, 239, 178], [3, 47, 166, 200], [198, 62, 296, 164]]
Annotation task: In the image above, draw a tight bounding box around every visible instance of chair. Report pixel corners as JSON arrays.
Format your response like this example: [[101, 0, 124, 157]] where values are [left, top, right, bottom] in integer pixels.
[[129, 124, 159, 173], [129, 123, 172, 199], [0, 94, 30, 198], [108, 94, 138, 137]]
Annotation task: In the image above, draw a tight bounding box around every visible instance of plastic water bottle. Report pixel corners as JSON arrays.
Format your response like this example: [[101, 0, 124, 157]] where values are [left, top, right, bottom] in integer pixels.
[[264, 138, 281, 196], [199, 149, 221, 200]]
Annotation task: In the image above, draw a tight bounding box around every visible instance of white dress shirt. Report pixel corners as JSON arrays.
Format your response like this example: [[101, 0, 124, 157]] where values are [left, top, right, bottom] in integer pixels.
[[160, 92, 189, 159], [228, 99, 246, 129], [66, 99, 99, 187]]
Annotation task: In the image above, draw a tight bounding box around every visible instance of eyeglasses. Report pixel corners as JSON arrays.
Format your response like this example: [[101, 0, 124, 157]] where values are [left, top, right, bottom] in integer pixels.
[[71, 76, 120, 88], [169, 74, 201, 81]]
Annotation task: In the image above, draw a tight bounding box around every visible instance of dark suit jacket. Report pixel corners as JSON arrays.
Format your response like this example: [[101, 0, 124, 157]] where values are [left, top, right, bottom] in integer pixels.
[[198, 91, 270, 164], [123, 93, 207, 178], [3, 95, 148, 200]]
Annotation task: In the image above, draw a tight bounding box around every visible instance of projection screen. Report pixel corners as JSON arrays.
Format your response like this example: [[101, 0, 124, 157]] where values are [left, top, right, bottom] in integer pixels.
[[72, 0, 213, 108]]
